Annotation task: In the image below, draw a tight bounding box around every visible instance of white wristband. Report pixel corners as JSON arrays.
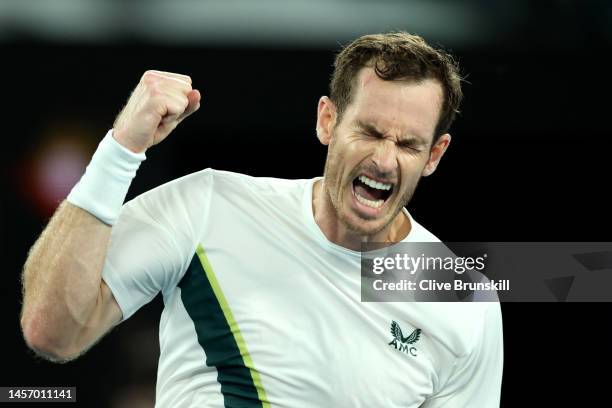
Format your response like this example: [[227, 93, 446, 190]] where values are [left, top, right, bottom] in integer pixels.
[[67, 129, 146, 225]]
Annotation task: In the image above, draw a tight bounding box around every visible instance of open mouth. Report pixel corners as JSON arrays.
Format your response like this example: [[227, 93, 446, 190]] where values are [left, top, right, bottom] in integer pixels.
[[352, 174, 394, 209]]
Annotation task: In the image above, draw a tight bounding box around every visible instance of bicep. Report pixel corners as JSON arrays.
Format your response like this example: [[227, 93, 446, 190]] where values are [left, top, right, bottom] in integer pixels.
[[74, 213, 187, 356]]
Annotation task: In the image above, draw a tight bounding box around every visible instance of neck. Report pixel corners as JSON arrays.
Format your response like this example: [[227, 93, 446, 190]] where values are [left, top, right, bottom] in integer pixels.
[[312, 179, 411, 251]]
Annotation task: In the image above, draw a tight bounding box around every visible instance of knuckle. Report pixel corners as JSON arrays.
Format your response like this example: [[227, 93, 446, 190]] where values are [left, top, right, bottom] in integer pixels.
[[142, 71, 158, 85]]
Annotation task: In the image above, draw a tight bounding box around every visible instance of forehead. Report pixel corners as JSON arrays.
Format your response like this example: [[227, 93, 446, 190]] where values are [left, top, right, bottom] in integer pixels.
[[346, 68, 443, 141]]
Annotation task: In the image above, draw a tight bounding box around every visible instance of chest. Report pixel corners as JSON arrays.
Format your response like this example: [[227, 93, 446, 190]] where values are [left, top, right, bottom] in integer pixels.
[[198, 238, 437, 407]]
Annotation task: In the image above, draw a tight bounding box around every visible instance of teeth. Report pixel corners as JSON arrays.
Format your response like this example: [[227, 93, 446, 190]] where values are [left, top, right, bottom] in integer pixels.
[[355, 192, 384, 208], [358, 175, 392, 191]]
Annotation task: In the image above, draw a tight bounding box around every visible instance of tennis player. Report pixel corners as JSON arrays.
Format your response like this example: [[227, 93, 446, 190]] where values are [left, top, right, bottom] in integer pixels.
[[21, 32, 503, 407]]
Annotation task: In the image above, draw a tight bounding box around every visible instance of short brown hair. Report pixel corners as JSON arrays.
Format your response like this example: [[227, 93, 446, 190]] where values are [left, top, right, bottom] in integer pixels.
[[330, 32, 463, 141]]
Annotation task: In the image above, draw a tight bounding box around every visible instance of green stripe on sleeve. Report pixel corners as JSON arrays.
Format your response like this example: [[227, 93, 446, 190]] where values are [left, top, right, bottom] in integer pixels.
[[179, 244, 271, 407]]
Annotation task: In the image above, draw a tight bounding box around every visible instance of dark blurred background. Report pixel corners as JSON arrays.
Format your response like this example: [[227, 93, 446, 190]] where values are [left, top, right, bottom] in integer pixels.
[[1, 0, 611, 406]]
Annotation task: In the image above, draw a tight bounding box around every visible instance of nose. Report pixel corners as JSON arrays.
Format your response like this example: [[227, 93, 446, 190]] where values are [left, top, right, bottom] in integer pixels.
[[371, 139, 398, 175]]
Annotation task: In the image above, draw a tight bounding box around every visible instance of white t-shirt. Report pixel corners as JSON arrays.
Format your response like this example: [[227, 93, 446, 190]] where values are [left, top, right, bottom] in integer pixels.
[[102, 169, 503, 408]]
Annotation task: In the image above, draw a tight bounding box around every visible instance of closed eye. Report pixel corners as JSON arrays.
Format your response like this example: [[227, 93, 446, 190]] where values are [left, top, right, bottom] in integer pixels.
[[397, 142, 422, 153], [362, 131, 383, 139]]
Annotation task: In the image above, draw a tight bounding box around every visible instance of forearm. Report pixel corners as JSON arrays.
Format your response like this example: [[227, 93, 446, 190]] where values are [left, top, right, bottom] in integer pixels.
[[21, 200, 111, 359]]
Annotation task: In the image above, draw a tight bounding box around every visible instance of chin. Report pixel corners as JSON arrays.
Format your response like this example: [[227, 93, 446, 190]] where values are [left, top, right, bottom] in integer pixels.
[[340, 210, 392, 237]]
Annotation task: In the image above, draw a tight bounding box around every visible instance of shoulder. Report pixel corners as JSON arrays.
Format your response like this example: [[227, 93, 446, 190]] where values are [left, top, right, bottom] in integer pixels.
[[123, 168, 313, 220], [201, 170, 313, 210], [129, 168, 307, 203], [209, 169, 310, 194], [126, 169, 312, 227]]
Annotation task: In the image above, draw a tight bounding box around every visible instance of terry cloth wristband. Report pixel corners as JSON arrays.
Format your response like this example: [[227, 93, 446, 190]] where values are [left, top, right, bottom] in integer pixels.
[[67, 129, 146, 225]]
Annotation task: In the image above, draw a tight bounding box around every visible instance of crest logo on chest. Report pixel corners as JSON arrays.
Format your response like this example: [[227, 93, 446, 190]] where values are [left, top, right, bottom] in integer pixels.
[[388, 321, 421, 357]]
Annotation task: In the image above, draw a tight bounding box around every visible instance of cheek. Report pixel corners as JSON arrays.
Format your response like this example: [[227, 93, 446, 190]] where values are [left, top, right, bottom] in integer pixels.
[[333, 140, 368, 171], [345, 139, 376, 165], [345, 145, 366, 166], [398, 157, 427, 184]]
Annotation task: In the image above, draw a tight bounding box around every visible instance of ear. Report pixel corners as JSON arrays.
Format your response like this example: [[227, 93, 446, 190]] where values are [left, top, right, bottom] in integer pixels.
[[316, 96, 337, 145], [422, 133, 451, 177]]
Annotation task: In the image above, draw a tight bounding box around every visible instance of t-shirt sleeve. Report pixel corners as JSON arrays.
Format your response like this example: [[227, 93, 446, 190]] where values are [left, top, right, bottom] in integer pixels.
[[421, 302, 504, 407], [101, 169, 213, 322]]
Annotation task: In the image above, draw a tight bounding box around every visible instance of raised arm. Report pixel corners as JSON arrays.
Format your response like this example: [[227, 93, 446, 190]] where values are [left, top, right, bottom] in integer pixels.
[[20, 71, 201, 361]]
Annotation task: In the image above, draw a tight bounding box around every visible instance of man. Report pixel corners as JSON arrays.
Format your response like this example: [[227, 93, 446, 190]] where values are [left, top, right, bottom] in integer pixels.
[[21, 32, 503, 407]]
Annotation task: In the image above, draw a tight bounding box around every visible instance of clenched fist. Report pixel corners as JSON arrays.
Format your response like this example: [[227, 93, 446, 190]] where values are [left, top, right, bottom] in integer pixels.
[[113, 70, 201, 153]]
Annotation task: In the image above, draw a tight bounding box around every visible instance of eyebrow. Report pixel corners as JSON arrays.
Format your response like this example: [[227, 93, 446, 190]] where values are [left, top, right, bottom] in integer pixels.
[[355, 120, 428, 147]]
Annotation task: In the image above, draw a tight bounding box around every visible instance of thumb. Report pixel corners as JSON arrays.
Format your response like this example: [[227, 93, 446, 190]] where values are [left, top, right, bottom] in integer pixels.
[[178, 89, 201, 122]]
